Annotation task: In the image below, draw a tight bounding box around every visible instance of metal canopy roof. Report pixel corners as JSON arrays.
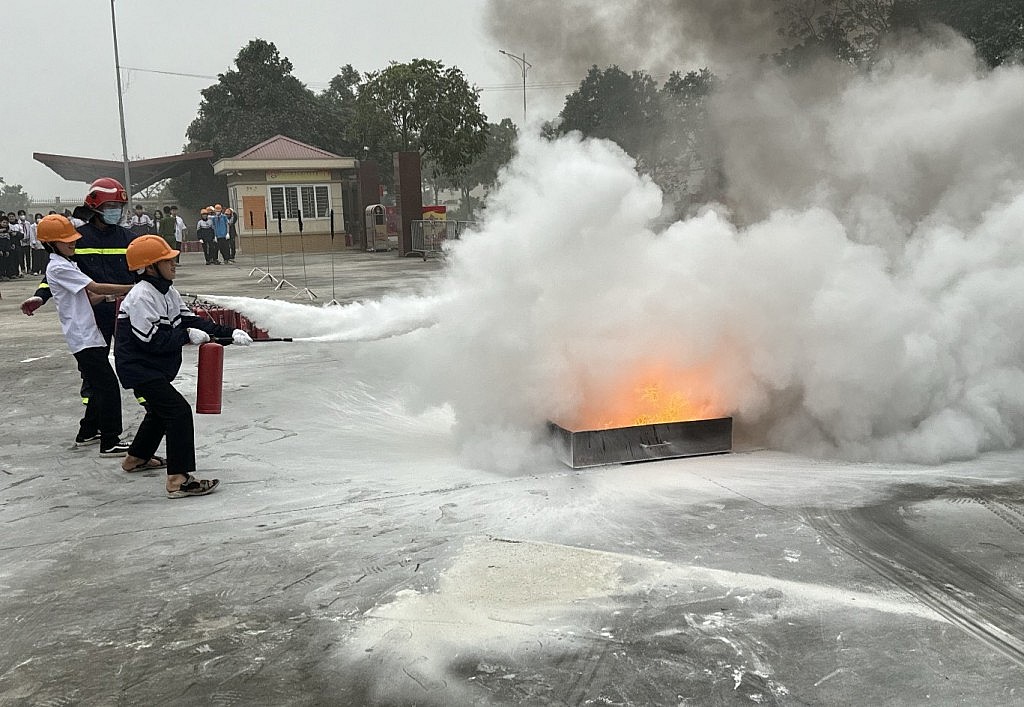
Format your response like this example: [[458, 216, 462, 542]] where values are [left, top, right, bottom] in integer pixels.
[[33, 150, 216, 195]]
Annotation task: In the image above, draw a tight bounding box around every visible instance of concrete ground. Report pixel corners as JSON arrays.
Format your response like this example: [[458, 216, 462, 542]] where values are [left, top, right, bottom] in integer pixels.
[[2, 247, 1024, 705]]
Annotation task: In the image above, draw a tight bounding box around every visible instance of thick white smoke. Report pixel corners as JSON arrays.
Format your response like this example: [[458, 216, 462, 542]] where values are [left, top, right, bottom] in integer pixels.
[[217, 37, 1024, 466]]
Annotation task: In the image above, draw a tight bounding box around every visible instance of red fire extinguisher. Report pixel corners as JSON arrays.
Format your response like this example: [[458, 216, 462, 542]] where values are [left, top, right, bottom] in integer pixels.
[[196, 342, 224, 414]]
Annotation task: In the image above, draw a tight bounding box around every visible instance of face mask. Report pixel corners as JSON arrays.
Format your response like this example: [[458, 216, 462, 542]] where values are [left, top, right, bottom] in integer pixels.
[[101, 207, 123, 225]]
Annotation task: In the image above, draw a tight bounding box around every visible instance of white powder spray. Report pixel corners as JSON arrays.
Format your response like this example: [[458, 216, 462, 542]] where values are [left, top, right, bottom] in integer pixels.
[[211, 38, 1024, 466]]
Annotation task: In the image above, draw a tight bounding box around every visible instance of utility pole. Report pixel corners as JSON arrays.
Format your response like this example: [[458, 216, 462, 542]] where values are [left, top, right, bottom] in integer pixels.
[[110, 0, 132, 207], [499, 49, 532, 125]]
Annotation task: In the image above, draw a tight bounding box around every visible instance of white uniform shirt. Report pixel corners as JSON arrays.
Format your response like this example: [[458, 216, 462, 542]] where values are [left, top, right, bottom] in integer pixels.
[[27, 222, 42, 248], [46, 254, 107, 354], [174, 215, 186, 243]]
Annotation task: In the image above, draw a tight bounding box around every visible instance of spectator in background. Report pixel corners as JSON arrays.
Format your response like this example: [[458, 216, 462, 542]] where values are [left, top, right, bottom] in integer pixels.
[[196, 208, 218, 265], [158, 205, 176, 250], [17, 210, 32, 275], [209, 204, 231, 264], [225, 207, 238, 262], [7, 212, 25, 277], [28, 213, 46, 275], [171, 205, 185, 263], [129, 204, 153, 236], [0, 215, 14, 280]]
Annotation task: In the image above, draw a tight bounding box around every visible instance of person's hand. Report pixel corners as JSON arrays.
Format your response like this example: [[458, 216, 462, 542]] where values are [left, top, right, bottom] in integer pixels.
[[188, 328, 211, 345], [20, 296, 43, 316], [231, 329, 253, 346]]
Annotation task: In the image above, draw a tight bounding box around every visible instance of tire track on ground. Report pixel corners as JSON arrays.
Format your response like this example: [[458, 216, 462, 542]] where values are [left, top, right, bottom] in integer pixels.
[[804, 503, 1024, 668]]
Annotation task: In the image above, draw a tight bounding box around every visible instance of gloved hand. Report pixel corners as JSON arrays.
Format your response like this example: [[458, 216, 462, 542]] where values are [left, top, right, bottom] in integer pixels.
[[188, 328, 211, 345], [231, 329, 253, 346], [20, 296, 43, 316]]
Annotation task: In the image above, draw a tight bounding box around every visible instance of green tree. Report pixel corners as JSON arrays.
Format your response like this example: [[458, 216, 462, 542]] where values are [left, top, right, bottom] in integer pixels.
[[171, 39, 349, 208], [554, 65, 664, 161], [657, 69, 721, 207], [432, 118, 518, 219], [773, 0, 1024, 68], [356, 59, 489, 183], [318, 64, 365, 157], [550, 66, 718, 213], [0, 177, 30, 214], [772, 0, 895, 67], [893, 0, 1024, 66]]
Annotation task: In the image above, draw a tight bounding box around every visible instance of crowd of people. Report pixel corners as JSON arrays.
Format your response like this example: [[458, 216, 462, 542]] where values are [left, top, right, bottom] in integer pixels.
[[1, 198, 242, 282], [123, 202, 238, 265], [0, 209, 62, 279], [19, 177, 253, 499], [196, 204, 238, 265]]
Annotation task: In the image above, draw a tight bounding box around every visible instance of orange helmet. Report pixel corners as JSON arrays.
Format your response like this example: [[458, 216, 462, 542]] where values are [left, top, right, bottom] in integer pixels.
[[127, 235, 179, 271], [200, 208, 209, 215], [37, 214, 82, 243]]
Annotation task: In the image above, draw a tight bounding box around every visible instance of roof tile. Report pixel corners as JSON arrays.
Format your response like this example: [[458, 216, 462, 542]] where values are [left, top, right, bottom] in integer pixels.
[[233, 135, 342, 160]]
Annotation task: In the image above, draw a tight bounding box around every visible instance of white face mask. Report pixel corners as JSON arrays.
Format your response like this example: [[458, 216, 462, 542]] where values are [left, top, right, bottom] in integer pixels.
[[102, 206, 124, 224]]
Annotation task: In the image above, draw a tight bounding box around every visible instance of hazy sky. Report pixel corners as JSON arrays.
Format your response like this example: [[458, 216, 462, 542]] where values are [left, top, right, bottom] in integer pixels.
[[4, 0, 559, 199]]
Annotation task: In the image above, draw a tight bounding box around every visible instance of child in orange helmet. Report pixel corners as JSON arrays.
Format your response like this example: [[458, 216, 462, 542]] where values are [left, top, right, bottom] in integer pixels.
[[115, 235, 252, 498], [37, 214, 135, 456]]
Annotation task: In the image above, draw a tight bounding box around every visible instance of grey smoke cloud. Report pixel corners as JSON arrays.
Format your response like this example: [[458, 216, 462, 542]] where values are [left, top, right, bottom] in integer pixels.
[[484, 0, 784, 81], [216, 11, 1024, 467]]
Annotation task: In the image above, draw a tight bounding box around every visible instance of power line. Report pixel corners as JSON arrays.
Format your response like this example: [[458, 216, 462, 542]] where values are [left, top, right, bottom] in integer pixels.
[[120, 64, 583, 93], [120, 65, 333, 90], [121, 66, 219, 81], [119, 64, 677, 95]]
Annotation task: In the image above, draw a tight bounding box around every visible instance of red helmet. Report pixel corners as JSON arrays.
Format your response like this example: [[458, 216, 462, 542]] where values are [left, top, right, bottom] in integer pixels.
[[84, 177, 128, 210]]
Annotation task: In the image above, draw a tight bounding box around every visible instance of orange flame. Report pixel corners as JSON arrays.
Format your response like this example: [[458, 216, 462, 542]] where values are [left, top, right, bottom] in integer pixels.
[[559, 362, 722, 432]]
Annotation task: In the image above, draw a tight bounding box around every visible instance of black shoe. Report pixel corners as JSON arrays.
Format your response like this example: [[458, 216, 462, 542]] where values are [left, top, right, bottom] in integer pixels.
[[99, 440, 130, 457], [74, 433, 101, 447]]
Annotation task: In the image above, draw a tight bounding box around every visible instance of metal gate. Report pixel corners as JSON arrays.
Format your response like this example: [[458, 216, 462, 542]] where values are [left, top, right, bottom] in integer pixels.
[[410, 220, 477, 260]]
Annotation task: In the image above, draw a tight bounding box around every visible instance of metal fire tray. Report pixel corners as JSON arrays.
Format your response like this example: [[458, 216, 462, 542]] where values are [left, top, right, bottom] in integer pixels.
[[548, 417, 732, 469]]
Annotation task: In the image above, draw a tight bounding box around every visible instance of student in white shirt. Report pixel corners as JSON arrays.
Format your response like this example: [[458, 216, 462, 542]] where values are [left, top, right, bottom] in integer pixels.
[[38, 214, 134, 456], [28, 213, 46, 275], [171, 205, 186, 263]]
